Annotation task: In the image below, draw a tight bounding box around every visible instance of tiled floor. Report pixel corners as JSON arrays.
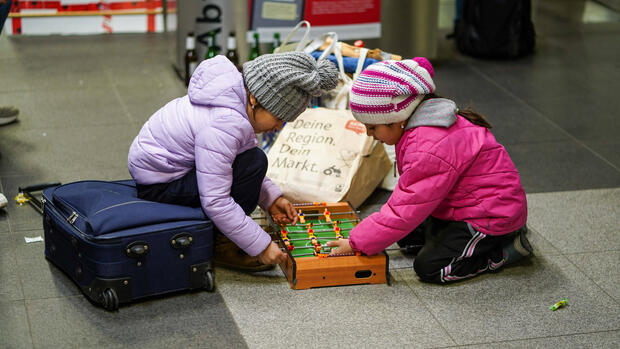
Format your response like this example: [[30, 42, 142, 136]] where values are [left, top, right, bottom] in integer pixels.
[[1, 1, 619, 348]]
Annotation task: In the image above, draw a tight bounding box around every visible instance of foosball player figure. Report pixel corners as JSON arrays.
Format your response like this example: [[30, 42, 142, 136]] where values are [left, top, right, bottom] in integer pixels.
[[282, 236, 294, 251], [314, 244, 322, 254], [334, 226, 343, 240], [314, 243, 329, 258], [298, 210, 305, 224], [306, 222, 314, 234], [323, 208, 331, 223], [309, 235, 318, 246]]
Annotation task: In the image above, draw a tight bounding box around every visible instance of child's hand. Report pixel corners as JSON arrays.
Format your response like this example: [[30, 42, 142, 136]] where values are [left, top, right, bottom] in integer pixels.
[[326, 239, 354, 256], [257, 241, 287, 265], [268, 196, 299, 226]]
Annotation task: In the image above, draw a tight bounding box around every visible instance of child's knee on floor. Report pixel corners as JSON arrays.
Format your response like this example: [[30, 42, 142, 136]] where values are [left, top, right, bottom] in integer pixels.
[[412, 251, 439, 280]]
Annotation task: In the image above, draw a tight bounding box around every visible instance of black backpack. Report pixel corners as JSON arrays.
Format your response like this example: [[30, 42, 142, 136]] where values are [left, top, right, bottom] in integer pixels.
[[455, 0, 535, 59]]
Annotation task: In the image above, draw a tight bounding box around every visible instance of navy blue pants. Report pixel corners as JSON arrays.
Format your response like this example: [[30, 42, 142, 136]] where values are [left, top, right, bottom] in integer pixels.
[[399, 216, 517, 283], [0, 0, 12, 33], [136, 147, 268, 216]]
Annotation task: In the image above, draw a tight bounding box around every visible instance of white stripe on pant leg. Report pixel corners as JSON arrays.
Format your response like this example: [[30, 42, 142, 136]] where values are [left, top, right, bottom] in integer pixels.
[[458, 223, 482, 260], [441, 232, 489, 282]]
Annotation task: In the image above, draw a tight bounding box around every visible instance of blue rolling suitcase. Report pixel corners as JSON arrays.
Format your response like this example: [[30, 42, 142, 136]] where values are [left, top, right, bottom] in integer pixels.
[[40, 180, 215, 311]]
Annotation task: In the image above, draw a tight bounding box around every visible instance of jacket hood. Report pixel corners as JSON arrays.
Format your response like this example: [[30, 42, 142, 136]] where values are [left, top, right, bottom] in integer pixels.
[[405, 98, 457, 130], [188, 55, 247, 117]]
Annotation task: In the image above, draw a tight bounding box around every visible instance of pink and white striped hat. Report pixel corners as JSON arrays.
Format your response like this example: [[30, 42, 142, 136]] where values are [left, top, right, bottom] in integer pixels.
[[349, 57, 435, 124]]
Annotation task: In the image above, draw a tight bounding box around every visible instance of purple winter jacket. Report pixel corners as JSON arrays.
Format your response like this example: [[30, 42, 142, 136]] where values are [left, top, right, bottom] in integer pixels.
[[128, 56, 283, 256], [349, 115, 527, 255]]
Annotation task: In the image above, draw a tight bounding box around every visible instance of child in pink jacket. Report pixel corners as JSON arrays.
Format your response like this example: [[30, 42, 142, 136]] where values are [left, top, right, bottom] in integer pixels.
[[327, 58, 531, 283]]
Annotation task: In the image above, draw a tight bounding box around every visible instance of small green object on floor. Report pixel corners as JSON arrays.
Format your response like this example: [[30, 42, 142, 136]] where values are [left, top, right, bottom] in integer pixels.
[[550, 297, 567, 311]]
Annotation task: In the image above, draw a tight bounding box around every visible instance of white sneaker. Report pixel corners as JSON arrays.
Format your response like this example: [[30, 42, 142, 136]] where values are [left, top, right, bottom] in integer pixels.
[[0, 193, 7, 209], [0, 106, 19, 126]]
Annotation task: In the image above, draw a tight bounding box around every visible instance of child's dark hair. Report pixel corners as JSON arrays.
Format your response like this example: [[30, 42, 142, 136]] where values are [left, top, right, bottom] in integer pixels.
[[424, 94, 492, 129]]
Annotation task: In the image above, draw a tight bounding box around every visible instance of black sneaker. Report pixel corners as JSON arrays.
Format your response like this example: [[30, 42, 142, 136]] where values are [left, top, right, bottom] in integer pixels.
[[502, 227, 533, 265]]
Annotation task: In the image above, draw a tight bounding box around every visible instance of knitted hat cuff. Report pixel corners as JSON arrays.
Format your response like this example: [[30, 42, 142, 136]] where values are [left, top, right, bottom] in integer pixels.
[[351, 95, 424, 124], [243, 51, 338, 122]]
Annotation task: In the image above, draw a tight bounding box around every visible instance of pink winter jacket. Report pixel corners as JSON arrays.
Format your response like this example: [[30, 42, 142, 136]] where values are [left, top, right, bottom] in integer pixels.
[[349, 115, 527, 255], [128, 56, 283, 256]]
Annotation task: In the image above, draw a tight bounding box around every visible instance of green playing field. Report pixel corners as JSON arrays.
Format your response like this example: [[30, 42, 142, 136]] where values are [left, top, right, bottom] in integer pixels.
[[282, 218, 357, 258]]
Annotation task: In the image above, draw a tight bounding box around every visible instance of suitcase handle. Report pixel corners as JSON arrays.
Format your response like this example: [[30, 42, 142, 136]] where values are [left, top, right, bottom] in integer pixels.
[[170, 233, 194, 249], [126, 241, 150, 258]]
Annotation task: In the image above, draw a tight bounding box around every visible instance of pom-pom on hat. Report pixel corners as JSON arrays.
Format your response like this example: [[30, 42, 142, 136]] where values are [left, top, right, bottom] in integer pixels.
[[243, 51, 339, 122], [349, 57, 436, 124]]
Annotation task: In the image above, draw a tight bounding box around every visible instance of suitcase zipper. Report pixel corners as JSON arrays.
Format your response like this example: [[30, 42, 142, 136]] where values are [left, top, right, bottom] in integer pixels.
[[45, 202, 89, 240], [67, 211, 79, 224]]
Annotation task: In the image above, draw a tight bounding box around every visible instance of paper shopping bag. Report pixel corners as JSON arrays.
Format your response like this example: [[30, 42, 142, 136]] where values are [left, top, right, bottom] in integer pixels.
[[266, 108, 391, 208]]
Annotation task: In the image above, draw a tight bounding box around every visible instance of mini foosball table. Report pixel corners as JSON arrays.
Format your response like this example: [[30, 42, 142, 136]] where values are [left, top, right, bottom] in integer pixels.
[[274, 202, 389, 290]]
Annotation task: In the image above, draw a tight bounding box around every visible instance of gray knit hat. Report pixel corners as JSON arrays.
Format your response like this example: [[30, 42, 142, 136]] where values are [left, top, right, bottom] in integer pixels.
[[242, 51, 339, 122]]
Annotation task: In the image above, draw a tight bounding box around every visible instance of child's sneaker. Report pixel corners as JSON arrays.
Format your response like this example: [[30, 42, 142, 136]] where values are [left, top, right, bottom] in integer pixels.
[[502, 226, 533, 265], [214, 233, 274, 272], [0, 193, 8, 209], [0, 106, 19, 126]]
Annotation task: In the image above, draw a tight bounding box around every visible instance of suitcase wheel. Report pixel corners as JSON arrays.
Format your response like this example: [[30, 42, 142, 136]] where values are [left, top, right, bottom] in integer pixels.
[[204, 270, 215, 292], [101, 288, 119, 311]]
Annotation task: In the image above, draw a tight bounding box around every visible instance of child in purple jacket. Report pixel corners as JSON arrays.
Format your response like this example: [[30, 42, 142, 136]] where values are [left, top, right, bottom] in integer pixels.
[[327, 58, 531, 283], [128, 52, 338, 271]]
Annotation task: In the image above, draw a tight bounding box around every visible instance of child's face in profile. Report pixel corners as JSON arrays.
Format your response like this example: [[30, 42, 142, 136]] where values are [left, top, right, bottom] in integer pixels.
[[364, 122, 405, 145], [249, 107, 284, 134]]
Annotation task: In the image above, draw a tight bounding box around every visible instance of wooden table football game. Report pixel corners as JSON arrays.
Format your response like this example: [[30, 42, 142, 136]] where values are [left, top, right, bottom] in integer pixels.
[[275, 202, 389, 290]]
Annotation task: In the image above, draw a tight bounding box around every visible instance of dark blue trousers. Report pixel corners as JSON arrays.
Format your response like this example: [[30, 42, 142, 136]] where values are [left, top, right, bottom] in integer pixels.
[[0, 0, 12, 33], [136, 147, 268, 216]]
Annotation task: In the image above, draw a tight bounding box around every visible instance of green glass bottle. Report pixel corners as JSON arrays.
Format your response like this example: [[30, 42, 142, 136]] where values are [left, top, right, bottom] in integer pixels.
[[249, 32, 260, 60], [225, 31, 240, 69], [271, 32, 281, 53], [205, 31, 218, 60]]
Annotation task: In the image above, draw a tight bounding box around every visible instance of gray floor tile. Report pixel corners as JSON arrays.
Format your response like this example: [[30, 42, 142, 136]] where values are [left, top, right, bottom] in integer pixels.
[[471, 100, 569, 145], [0, 232, 24, 301], [103, 57, 182, 92], [0, 56, 110, 93], [0, 300, 33, 349], [507, 140, 620, 193], [26, 293, 247, 349], [113, 83, 186, 125], [567, 251, 620, 302], [521, 225, 563, 256], [0, 87, 132, 131], [215, 268, 455, 348], [525, 93, 619, 142], [526, 188, 620, 254], [468, 59, 614, 104], [387, 243, 416, 271], [0, 124, 137, 177], [458, 329, 620, 348], [9, 230, 82, 300], [584, 139, 620, 169], [399, 254, 620, 345], [433, 61, 515, 106], [0, 35, 110, 61]]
